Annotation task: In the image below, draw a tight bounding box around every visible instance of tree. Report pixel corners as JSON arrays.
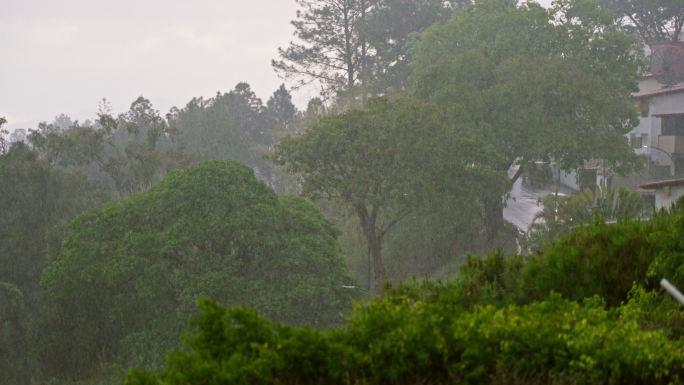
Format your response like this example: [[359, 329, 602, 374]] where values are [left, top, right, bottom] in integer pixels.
[[172, 83, 282, 183], [410, 0, 643, 241], [273, 0, 373, 98], [40, 160, 354, 379], [362, 0, 468, 93], [266, 84, 298, 129], [275, 97, 493, 291], [598, 0, 684, 43], [29, 97, 190, 196], [52, 113, 74, 131], [274, 0, 473, 99], [0, 116, 8, 154], [0, 281, 27, 385], [0, 144, 106, 301], [98, 96, 190, 194], [0, 144, 107, 383]]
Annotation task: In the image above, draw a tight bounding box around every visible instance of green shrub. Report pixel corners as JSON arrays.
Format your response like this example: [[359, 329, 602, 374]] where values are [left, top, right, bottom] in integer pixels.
[[520, 219, 657, 306], [126, 294, 684, 385]]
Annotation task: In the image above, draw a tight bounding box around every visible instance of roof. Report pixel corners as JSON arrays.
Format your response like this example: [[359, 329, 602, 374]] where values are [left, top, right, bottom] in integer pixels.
[[633, 78, 684, 99], [639, 178, 684, 190]]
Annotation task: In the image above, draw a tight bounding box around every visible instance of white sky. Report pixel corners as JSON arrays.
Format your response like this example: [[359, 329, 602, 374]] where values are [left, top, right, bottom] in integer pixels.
[[0, 0, 312, 131], [1, 0, 552, 132]]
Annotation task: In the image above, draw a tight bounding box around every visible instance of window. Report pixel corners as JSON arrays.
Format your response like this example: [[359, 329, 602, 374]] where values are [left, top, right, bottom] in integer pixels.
[[637, 99, 650, 117], [661, 114, 684, 136], [630, 134, 643, 149]]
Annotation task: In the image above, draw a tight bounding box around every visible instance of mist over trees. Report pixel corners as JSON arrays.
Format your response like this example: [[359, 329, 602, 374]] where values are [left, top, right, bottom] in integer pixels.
[[4, 0, 684, 384], [410, 0, 642, 241], [273, 0, 471, 99], [275, 97, 500, 290], [39, 161, 353, 379], [598, 0, 684, 43]]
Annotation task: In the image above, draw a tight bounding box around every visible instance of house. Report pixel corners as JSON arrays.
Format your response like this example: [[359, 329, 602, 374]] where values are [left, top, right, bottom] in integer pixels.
[[639, 178, 684, 211], [622, 43, 684, 211], [629, 42, 684, 176]]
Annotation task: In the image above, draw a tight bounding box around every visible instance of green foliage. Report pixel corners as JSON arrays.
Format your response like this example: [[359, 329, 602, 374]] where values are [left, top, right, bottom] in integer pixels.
[[597, 0, 684, 43], [411, 0, 642, 172], [171, 83, 297, 186], [40, 160, 354, 380], [126, 293, 684, 385], [275, 0, 471, 98], [273, 0, 373, 97], [361, 0, 469, 93], [275, 96, 495, 290], [526, 187, 650, 252], [29, 97, 191, 196], [0, 144, 106, 298], [121, 198, 684, 385], [457, 251, 525, 307], [620, 285, 684, 339], [0, 281, 28, 385], [409, 0, 643, 237], [521, 219, 657, 306], [0, 143, 107, 384], [518, 199, 684, 307]]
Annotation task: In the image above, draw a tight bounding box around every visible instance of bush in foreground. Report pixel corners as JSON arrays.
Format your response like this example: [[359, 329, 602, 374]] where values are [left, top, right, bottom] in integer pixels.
[[126, 294, 684, 385]]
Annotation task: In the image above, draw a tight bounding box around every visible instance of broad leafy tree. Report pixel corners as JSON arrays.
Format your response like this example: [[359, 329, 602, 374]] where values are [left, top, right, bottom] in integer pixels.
[[0, 145, 106, 302], [29, 98, 190, 196], [0, 144, 107, 383], [40, 160, 354, 379], [410, 0, 643, 241], [598, 0, 684, 43], [275, 97, 495, 290], [362, 0, 468, 93]]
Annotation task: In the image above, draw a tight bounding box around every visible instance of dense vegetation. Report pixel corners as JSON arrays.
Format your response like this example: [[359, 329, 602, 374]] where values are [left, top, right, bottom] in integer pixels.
[[38, 160, 354, 380], [127, 206, 684, 385], [1, 0, 681, 384]]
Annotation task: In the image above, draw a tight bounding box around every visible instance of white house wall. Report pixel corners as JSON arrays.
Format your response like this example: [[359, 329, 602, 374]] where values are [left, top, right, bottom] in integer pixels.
[[651, 92, 684, 116], [629, 86, 684, 168]]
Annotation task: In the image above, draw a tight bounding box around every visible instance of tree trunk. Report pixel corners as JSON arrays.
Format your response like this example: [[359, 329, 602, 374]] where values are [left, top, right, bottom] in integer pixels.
[[483, 195, 504, 242], [342, 2, 355, 91], [369, 232, 385, 292], [357, 206, 386, 292]]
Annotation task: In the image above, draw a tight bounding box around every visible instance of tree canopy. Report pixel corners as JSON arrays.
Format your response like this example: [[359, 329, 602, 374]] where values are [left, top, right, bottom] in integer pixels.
[[274, 0, 471, 99], [409, 0, 643, 240], [275, 97, 497, 290], [40, 160, 354, 379], [598, 0, 684, 43], [28, 97, 191, 196], [362, 0, 468, 93], [273, 0, 373, 98]]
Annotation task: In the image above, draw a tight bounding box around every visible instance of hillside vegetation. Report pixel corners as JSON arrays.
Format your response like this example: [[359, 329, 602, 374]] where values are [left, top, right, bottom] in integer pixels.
[[126, 204, 684, 385]]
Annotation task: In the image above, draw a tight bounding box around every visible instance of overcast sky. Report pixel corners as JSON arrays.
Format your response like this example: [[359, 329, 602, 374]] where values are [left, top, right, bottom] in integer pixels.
[[1, 0, 552, 132], [0, 0, 310, 131]]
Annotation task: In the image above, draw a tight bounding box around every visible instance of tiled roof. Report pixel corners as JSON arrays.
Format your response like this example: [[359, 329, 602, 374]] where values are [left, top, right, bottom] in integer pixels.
[[633, 78, 684, 98], [639, 178, 684, 190]]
